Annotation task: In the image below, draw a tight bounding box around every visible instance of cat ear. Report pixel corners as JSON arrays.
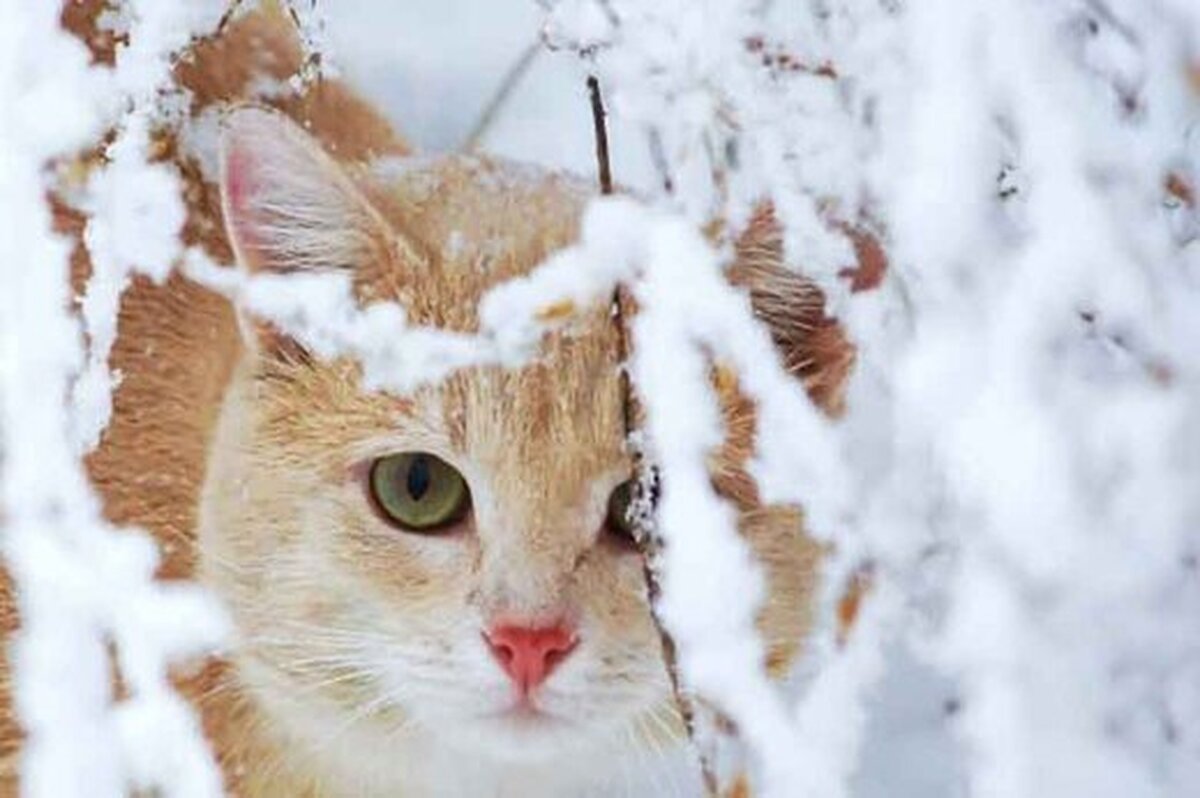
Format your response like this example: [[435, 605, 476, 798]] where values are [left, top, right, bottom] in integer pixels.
[[218, 105, 392, 274], [730, 207, 855, 415]]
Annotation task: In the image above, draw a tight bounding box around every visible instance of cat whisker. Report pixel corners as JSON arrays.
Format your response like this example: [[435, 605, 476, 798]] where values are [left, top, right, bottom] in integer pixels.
[[624, 716, 678, 798], [637, 712, 689, 798], [192, 671, 250, 708], [311, 689, 403, 759], [257, 650, 372, 671], [261, 620, 399, 643]]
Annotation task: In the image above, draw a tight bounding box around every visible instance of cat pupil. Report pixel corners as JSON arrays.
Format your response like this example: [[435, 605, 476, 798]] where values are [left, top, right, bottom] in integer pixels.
[[406, 456, 432, 501]]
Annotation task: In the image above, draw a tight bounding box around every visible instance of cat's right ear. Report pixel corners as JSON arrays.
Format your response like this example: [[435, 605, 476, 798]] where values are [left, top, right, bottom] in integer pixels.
[[218, 105, 392, 274]]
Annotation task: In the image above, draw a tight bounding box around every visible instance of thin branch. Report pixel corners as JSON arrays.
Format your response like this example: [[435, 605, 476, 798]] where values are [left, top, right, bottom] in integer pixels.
[[214, 0, 247, 37], [463, 41, 542, 152], [646, 128, 675, 194], [587, 75, 614, 194]]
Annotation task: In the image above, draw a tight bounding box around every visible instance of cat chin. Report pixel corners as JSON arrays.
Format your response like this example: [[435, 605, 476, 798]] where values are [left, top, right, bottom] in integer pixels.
[[405, 711, 703, 797], [387, 720, 701, 797], [429, 709, 613, 763]]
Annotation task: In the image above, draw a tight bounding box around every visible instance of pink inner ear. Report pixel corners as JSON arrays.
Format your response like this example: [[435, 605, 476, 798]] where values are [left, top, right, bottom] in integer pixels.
[[223, 142, 268, 262]]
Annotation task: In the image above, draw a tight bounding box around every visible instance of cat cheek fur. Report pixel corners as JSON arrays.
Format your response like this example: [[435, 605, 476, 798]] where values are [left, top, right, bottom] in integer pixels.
[[199, 357, 668, 766]]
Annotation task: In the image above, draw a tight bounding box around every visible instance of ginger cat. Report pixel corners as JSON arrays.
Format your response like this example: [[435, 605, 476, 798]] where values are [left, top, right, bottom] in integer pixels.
[[1, 4, 853, 795]]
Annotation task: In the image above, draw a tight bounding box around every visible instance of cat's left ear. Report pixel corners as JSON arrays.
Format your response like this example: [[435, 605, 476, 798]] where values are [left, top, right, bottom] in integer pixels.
[[218, 105, 393, 274]]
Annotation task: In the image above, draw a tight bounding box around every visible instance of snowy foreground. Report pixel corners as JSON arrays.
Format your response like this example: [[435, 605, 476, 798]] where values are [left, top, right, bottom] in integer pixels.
[[2, 1, 1200, 796]]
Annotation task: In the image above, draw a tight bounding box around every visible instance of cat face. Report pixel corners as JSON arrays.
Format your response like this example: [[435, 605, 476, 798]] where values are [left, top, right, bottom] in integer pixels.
[[198, 108, 822, 776]]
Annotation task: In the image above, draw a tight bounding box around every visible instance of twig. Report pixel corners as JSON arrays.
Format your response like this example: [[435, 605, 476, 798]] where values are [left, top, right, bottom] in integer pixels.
[[586, 75, 614, 194], [646, 128, 675, 194], [284, 0, 325, 87], [463, 41, 542, 152], [214, 0, 247, 37], [591, 74, 719, 796]]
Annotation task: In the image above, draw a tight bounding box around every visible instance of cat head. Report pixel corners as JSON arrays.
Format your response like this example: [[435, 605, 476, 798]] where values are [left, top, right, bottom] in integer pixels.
[[198, 106, 832, 779]]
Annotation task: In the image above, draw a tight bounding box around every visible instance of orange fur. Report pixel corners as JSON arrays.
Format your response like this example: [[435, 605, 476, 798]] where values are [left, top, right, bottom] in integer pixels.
[[1, 4, 855, 795]]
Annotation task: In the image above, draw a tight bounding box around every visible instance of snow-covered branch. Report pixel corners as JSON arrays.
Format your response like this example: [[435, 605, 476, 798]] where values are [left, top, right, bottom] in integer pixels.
[[1, 3, 229, 795]]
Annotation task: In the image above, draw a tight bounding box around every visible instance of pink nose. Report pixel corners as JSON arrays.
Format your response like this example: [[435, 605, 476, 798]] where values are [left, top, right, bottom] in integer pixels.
[[485, 623, 578, 694]]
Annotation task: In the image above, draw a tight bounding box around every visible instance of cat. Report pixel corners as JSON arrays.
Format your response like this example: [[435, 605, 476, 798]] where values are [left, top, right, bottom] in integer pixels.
[[1, 4, 854, 795]]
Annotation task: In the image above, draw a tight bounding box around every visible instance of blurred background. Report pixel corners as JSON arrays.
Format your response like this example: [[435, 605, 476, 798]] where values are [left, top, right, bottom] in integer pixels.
[[326, 1, 656, 187]]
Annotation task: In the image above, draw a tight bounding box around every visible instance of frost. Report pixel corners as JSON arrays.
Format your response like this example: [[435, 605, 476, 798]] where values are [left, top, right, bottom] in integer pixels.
[[75, 113, 188, 451]]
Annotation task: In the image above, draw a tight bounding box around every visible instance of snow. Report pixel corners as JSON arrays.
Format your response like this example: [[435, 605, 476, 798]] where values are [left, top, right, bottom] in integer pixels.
[[1, 3, 228, 796], [2, 0, 1198, 796], [186, 252, 496, 394]]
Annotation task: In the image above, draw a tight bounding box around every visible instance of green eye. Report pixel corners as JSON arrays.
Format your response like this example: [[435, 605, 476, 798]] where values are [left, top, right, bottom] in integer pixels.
[[606, 479, 638, 545], [368, 453, 470, 532]]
